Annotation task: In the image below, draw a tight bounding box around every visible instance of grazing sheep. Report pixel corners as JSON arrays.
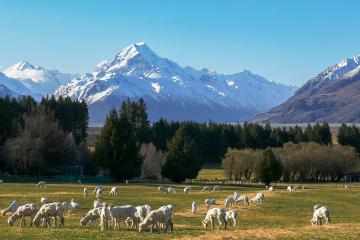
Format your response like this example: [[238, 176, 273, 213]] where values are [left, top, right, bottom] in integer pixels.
[[80, 207, 102, 226], [110, 205, 137, 230], [287, 186, 294, 192], [109, 187, 118, 196], [93, 186, 101, 194], [184, 186, 192, 194], [93, 200, 101, 209], [202, 208, 227, 230], [99, 203, 112, 231], [33, 202, 65, 228], [7, 203, 39, 227], [235, 195, 249, 205], [250, 193, 264, 205], [192, 201, 197, 214], [311, 206, 330, 225], [344, 184, 351, 190], [138, 207, 173, 233], [233, 192, 240, 201], [40, 197, 49, 204], [225, 210, 238, 227], [126, 204, 152, 229], [205, 199, 217, 209], [268, 186, 274, 191], [83, 187, 88, 198], [158, 186, 168, 193], [96, 188, 103, 200], [212, 186, 219, 192], [225, 196, 235, 208], [36, 181, 46, 188], [136, 204, 152, 223], [201, 186, 210, 192], [0, 180, 4, 185], [167, 187, 176, 194], [2, 200, 20, 216]]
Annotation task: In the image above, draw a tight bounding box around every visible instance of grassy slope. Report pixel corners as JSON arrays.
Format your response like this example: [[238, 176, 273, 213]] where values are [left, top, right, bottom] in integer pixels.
[[0, 183, 359, 240]]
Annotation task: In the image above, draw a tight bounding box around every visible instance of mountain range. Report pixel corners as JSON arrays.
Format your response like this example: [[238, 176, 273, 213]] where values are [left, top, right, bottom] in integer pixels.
[[252, 55, 360, 123]]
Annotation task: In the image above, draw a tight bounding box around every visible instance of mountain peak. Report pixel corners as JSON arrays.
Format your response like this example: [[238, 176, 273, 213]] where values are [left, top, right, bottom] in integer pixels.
[[115, 42, 157, 63], [6, 61, 38, 72]]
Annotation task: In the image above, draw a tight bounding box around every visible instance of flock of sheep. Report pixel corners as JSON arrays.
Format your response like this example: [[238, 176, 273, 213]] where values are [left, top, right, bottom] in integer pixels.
[[0, 180, 333, 234]]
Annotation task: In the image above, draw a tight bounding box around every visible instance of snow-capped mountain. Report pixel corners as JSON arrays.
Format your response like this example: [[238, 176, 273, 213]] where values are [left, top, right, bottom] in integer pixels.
[[3, 61, 78, 97], [55, 42, 297, 124], [252, 55, 360, 123], [0, 83, 22, 98]]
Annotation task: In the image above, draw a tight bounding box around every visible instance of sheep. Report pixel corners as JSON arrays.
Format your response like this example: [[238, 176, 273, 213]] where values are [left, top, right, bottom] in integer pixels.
[[80, 207, 102, 226], [93, 186, 101, 194], [201, 186, 210, 192], [311, 206, 330, 225], [36, 181, 46, 188], [7, 203, 39, 227], [138, 207, 173, 233], [0, 180, 4, 185], [109, 186, 118, 196], [225, 196, 235, 208], [96, 188, 103, 200], [202, 208, 227, 230], [110, 205, 137, 230], [184, 186, 192, 194], [2, 200, 20, 216], [287, 186, 294, 192], [344, 184, 351, 190], [212, 186, 219, 192], [83, 187, 88, 198], [33, 202, 65, 228], [233, 192, 240, 201], [268, 186, 274, 191], [205, 199, 217, 209], [167, 187, 176, 194], [94, 200, 101, 209], [250, 193, 264, 205], [126, 204, 152, 229], [158, 186, 168, 193], [192, 201, 197, 214], [40, 197, 49, 204], [235, 195, 249, 206], [99, 202, 112, 231], [225, 210, 238, 227]]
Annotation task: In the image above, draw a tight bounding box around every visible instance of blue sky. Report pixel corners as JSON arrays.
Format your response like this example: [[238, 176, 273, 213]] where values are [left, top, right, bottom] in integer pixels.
[[0, 0, 359, 86]]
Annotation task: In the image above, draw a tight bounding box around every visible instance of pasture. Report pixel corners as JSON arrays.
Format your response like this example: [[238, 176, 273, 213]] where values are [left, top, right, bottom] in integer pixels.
[[0, 182, 359, 239]]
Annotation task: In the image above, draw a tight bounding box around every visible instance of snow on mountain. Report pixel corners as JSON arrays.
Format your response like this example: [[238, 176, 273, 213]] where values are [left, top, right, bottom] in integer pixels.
[[0, 82, 22, 98], [3, 61, 79, 97], [54, 42, 297, 124]]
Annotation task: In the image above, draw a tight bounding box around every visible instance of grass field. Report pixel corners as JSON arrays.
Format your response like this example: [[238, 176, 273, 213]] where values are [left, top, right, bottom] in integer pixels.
[[0, 182, 360, 240]]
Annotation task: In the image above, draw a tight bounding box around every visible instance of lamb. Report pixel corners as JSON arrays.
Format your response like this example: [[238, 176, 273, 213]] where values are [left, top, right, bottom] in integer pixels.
[[40, 197, 49, 204], [311, 205, 330, 225], [83, 187, 88, 198], [184, 186, 192, 194], [201, 186, 210, 192], [2, 200, 20, 216], [158, 186, 168, 193], [7, 203, 39, 227], [287, 186, 294, 192], [167, 187, 176, 194], [192, 201, 197, 214], [96, 188, 103, 200], [110, 205, 137, 230], [235, 195, 249, 205], [99, 202, 112, 231], [202, 208, 227, 230], [212, 186, 219, 192], [233, 192, 240, 201], [109, 186, 118, 196], [80, 207, 102, 226], [225, 210, 238, 227], [225, 196, 235, 208], [138, 207, 173, 233], [205, 199, 217, 209], [93, 200, 101, 209], [250, 193, 264, 205], [36, 181, 46, 188], [33, 202, 65, 228]]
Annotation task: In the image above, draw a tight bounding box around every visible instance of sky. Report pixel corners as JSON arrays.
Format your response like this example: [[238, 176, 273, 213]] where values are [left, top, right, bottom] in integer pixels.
[[0, 0, 359, 86]]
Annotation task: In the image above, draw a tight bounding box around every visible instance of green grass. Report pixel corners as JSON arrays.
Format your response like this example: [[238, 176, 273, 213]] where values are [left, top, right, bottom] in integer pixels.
[[197, 168, 225, 181], [0, 182, 359, 239]]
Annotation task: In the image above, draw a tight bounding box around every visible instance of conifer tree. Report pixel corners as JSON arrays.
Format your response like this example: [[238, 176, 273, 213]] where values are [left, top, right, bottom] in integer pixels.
[[255, 149, 283, 185]]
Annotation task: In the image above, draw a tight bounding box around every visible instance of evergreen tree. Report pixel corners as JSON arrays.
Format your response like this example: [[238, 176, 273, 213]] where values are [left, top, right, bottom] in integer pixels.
[[255, 149, 283, 185], [161, 127, 200, 182]]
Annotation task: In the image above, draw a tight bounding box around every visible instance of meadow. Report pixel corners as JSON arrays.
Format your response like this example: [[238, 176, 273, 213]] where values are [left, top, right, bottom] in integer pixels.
[[0, 180, 359, 240]]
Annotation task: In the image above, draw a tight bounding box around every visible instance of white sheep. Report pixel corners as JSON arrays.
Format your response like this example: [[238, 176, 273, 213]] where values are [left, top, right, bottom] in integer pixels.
[[225, 210, 238, 227], [2, 200, 20, 216], [192, 201, 197, 214], [0, 180, 4, 185], [40, 197, 49, 204], [250, 193, 264, 205], [344, 184, 351, 190], [80, 207, 102, 226], [36, 181, 46, 188], [287, 186, 294, 192], [93, 186, 101, 194], [235, 195, 249, 205], [136, 204, 152, 223], [268, 186, 274, 191], [99, 202, 112, 231], [109, 186, 118, 196], [33, 202, 65, 228], [7, 203, 39, 227], [184, 186, 192, 194], [158, 186, 168, 193], [93, 200, 101, 209], [233, 192, 240, 201], [110, 205, 137, 230], [83, 187, 88, 198], [96, 188, 103, 200], [138, 207, 173, 233], [212, 186, 219, 192], [201, 186, 210, 192], [167, 187, 176, 194], [202, 208, 227, 230], [311, 205, 330, 225], [205, 199, 216, 209], [225, 196, 235, 208]]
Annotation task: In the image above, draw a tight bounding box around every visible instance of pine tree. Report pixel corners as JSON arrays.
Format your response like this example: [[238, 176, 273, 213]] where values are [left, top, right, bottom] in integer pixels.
[[255, 149, 283, 185]]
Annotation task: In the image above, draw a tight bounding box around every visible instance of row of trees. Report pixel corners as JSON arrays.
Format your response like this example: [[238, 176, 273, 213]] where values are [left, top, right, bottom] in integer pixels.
[[222, 142, 358, 183], [337, 123, 360, 152]]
